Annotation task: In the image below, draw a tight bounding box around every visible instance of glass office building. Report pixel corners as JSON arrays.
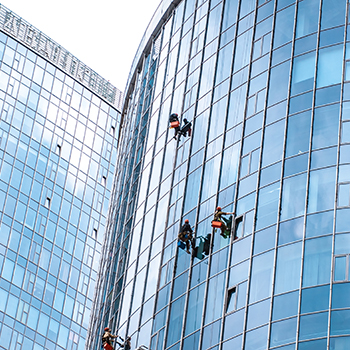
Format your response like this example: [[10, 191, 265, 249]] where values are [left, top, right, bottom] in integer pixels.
[[88, 0, 350, 349], [0, 5, 122, 350]]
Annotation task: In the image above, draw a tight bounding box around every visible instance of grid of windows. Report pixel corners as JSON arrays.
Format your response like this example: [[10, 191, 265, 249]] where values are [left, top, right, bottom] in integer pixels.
[[0, 17, 121, 350], [89, 0, 350, 349]]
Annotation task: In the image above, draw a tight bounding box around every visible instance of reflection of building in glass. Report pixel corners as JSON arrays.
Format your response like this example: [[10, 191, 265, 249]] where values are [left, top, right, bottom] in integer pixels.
[[0, 5, 122, 350], [86, 0, 350, 349]]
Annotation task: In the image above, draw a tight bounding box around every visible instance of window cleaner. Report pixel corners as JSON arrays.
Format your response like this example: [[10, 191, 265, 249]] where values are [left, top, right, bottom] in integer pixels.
[[102, 327, 118, 350], [180, 118, 192, 138], [211, 206, 234, 238], [178, 219, 194, 254], [169, 113, 181, 140], [169, 113, 192, 141]]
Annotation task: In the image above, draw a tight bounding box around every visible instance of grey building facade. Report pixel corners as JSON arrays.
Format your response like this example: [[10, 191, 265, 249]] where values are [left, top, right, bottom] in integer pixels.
[[0, 4, 122, 350]]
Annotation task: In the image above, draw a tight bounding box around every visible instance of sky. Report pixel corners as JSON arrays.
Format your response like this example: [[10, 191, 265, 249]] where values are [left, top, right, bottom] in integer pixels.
[[0, 0, 162, 91]]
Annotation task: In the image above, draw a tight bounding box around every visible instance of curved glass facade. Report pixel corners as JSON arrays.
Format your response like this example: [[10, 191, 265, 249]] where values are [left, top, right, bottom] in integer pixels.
[[89, 0, 350, 349], [0, 5, 121, 350]]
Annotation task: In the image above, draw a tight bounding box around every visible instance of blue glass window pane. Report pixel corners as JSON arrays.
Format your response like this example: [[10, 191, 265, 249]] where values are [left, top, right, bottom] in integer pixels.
[[291, 52, 316, 95], [284, 154, 308, 178], [254, 225, 276, 255], [294, 34, 317, 56], [316, 45, 343, 88], [12, 264, 24, 288], [300, 312, 328, 340], [335, 234, 350, 254], [0, 324, 12, 348], [0, 288, 9, 312], [280, 173, 307, 221], [224, 309, 244, 340], [236, 281, 247, 309], [0, 222, 10, 247], [268, 61, 290, 106], [249, 250, 274, 303], [320, 27, 345, 47], [262, 119, 285, 167], [295, 0, 320, 38], [256, 182, 280, 230], [210, 247, 228, 276], [289, 91, 313, 114], [190, 260, 208, 288], [202, 320, 221, 349], [57, 324, 69, 348], [274, 345, 295, 350], [260, 162, 281, 187], [229, 261, 249, 287], [183, 331, 200, 350], [299, 338, 327, 350], [275, 242, 302, 294], [6, 293, 18, 318], [266, 100, 287, 125], [2, 258, 14, 282], [28, 305, 39, 330], [272, 291, 299, 321], [285, 111, 311, 157], [166, 296, 186, 347], [157, 285, 171, 312], [308, 167, 336, 213], [270, 317, 297, 347], [306, 211, 333, 238], [272, 42, 292, 67], [301, 285, 330, 313], [336, 208, 350, 233], [273, 5, 295, 48], [173, 272, 188, 300], [320, 0, 346, 29], [244, 325, 268, 350], [208, 98, 228, 142], [330, 336, 350, 350], [222, 0, 238, 31], [310, 147, 337, 169], [315, 84, 341, 106], [222, 335, 242, 350], [278, 217, 303, 245], [341, 121, 350, 144], [331, 310, 350, 336], [233, 29, 253, 72], [312, 104, 339, 150], [220, 144, 240, 190], [246, 299, 270, 330], [183, 167, 202, 213], [302, 236, 332, 287], [205, 272, 226, 324], [334, 256, 347, 281], [231, 235, 252, 266], [215, 42, 234, 85], [185, 283, 205, 336], [206, 3, 223, 44]]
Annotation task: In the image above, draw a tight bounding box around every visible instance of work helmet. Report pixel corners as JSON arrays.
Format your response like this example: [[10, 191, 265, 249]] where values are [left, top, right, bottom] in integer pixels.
[[183, 118, 188, 123], [104, 327, 110, 331], [216, 206, 221, 211], [170, 113, 178, 118], [185, 219, 189, 223]]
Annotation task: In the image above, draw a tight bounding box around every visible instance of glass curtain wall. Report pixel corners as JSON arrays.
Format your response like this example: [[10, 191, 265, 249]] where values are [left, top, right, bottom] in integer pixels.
[[89, 0, 350, 349], [0, 22, 121, 350]]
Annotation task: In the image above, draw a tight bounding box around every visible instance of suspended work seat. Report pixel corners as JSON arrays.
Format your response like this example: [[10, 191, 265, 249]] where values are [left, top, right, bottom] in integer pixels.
[[211, 220, 222, 228], [170, 120, 180, 128]]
